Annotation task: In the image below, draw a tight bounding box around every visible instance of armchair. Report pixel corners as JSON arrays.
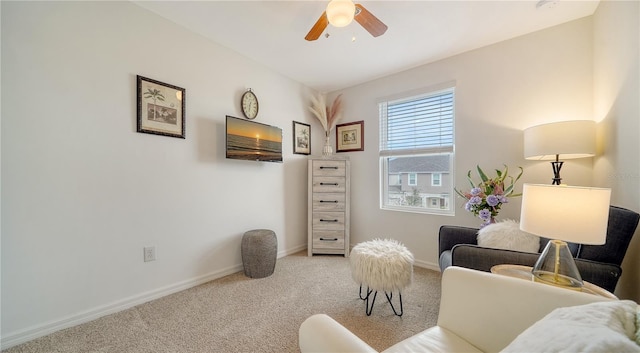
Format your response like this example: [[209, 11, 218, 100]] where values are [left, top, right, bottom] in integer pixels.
[[299, 267, 623, 353], [438, 205, 639, 293]]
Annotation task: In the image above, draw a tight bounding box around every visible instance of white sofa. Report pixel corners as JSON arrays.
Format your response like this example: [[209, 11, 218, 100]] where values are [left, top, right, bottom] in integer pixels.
[[299, 266, 640, 353]]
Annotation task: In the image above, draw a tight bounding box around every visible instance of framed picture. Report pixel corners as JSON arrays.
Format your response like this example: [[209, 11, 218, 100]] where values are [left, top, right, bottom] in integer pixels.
[[137, 75, 186, 139], [293, 121, 311, 155], [336, 120, 364, 152]]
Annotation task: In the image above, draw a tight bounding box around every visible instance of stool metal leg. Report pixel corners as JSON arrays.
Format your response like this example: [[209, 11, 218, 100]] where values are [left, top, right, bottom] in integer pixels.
[[359, 285, 378, 316], [365, 289, 378, 316], [358, 285, 404, 316], [384, 291, 404, 317], [358, 284, 369, 300]]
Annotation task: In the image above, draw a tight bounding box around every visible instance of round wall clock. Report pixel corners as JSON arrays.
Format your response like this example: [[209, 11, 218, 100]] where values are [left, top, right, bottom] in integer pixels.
[[241, 88, 259, 120]]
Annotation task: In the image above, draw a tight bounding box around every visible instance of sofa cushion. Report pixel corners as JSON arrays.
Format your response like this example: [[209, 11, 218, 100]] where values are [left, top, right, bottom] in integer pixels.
[[501, 300, 640, 353], [382, 326, 482, 353], [477, 220, 540, 253]]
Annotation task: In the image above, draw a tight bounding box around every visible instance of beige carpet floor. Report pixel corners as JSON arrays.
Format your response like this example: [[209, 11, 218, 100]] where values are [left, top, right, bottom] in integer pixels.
[[4, 251, 442, 353]]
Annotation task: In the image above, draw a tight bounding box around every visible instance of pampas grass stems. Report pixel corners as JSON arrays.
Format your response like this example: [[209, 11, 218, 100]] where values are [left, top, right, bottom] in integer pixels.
[[309, 93, 343, 136]]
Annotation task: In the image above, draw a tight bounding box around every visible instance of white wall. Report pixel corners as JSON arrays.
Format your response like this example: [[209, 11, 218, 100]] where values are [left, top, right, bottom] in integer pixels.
[[1, 1, 315, 346], [592, 0, 640, 300], [331, 17, 595, 270]]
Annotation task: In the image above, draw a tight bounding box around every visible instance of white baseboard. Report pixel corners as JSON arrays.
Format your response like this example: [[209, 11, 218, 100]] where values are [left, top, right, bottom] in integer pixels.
[[278, 244, 306, 258], [1, 245, 307, 350], [413, 259, 442, 272]]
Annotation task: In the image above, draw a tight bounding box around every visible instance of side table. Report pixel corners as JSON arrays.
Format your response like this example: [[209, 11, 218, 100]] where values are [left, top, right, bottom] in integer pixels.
[[491, 264, 617, 299], [241, 229, 277, 278]]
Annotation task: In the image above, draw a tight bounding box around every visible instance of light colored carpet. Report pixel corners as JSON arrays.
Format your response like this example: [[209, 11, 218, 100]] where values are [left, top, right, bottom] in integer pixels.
[[4, 251, 442, 353]]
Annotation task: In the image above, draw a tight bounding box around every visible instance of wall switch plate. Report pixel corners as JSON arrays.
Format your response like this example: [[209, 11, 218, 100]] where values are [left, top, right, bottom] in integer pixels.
[[143, 246, 156, 262]]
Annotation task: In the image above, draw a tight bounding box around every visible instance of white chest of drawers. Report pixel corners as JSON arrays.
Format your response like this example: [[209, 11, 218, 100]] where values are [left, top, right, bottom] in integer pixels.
[[308, 159, 350, 257]]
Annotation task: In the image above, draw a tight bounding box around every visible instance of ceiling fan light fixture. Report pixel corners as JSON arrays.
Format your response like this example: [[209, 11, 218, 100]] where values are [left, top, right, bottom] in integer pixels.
[[326, 0, 355, 27]]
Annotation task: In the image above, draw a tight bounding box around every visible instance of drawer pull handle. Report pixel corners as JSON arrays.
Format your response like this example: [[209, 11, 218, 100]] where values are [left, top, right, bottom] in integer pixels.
[[320, 219, 338, 222], [320, 182, 339, 186], [320, 166, 339, 169], [320, 237, 338, 241], [319, 200, 338, 203]]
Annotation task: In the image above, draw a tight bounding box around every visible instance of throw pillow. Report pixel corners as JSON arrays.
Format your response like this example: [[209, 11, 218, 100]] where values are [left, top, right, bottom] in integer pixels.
[[501, 300, 640, 353], [477, 219, 540, 253]]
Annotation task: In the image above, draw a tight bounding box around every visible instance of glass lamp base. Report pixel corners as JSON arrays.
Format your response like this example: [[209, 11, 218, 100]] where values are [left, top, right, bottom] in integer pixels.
[[532, 270, 583, 290], [531, 239, 583, 290]]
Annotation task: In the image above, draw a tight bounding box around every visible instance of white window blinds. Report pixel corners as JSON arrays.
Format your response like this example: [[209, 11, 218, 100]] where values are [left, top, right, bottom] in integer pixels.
[[379, 88, 454, 156]]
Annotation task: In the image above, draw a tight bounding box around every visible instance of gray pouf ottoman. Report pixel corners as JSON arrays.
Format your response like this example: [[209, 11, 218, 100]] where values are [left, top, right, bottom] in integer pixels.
[[241, 229, 277, 278]]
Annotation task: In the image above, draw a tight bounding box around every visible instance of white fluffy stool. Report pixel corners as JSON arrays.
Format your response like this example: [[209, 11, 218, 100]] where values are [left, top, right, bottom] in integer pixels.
[[350, 238, 414, 316]]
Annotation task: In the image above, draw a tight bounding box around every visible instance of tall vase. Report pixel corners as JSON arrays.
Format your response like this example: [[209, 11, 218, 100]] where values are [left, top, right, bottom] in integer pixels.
[[322, 134, 333, 158]]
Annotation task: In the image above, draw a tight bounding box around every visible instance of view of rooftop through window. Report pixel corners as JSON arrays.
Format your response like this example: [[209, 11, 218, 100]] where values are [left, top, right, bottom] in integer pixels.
[[379, 87, 455, 214]]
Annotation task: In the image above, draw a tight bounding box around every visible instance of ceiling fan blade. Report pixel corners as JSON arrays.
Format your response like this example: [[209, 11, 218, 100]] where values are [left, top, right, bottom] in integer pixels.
[[305, 12, 328, 41], [354, 4, 388, 37]]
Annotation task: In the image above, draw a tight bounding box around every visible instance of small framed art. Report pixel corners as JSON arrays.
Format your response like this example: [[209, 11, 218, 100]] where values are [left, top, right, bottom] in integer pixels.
[[293, 121, 311, 155], [336, 120, 364, 152], [137, 75, 186, 139]]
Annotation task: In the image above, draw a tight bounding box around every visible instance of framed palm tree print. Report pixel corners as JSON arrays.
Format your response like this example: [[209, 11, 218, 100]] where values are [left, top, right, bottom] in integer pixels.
[[293, 121, 311, 155], [136, 75, 186, 138]]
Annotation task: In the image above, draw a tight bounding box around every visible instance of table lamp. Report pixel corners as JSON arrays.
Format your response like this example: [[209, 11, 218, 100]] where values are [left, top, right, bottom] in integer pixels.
[[519, 184, 610, 289], [524, 120, 596, 185]]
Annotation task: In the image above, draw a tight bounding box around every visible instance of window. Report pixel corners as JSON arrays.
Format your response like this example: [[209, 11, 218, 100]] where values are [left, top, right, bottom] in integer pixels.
[[432, 173, 441, 186], [408, 173, 417, 186], [379, 87, 454, 215]]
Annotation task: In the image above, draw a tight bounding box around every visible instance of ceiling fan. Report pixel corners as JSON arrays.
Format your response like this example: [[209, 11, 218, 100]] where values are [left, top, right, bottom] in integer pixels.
[[305, 0, 388, 41]]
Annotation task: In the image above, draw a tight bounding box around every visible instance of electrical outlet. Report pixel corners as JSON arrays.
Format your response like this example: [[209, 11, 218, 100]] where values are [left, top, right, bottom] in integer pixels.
[[144, 246, 156, 262]]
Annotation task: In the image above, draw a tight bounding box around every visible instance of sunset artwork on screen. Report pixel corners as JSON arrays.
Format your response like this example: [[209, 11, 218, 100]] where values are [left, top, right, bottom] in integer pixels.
[[226, 115, 283, 163]]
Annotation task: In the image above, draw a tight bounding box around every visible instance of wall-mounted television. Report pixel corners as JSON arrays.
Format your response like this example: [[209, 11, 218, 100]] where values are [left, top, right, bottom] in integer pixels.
[[226, 115, 283, 163]]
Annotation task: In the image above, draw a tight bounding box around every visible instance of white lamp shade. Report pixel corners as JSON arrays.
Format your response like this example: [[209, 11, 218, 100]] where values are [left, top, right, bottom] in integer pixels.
[[524, 120, 596, 160], [519, 184, 610, 245], [326, 0, 355, 27]]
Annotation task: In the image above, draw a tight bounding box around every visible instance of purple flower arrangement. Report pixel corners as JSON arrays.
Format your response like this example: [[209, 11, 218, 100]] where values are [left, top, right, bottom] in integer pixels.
[[456, 165, 523, 228]]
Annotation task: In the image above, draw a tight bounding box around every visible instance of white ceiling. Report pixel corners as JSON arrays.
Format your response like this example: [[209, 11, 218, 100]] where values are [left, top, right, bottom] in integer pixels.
[[133, 0, 599, 92]]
